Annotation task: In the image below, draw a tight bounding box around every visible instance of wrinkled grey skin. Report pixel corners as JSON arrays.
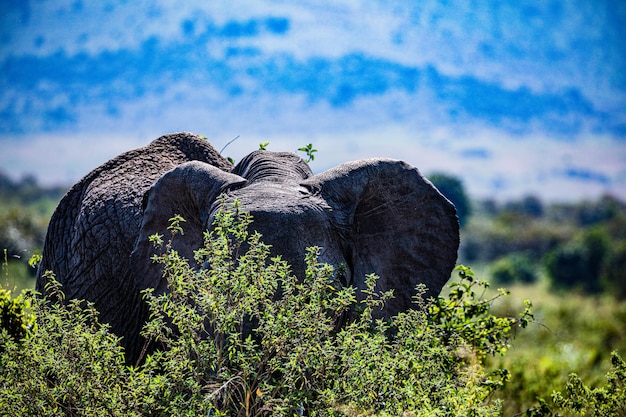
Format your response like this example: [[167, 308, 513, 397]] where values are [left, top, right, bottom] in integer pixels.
[[37, 132, 459, 364]]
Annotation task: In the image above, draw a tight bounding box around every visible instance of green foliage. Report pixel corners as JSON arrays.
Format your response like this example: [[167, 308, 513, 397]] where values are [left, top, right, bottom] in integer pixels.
[[1, 252, 37, 337], [428, 266, 533, 360], [461, 207, 569, 264], [258, 141, 318, 163], [543, 227, 611, 293], [462, 195, 626, 267], [428, 172, 471, 227], [138, 205, 514, 415], [545, 243, 591, 293], [328, 306, 499, 416], [487, 284, 626, 415], [0, 206, 43, 256], [0, 286, 35, 346], [550, 352, 626, 416], [0, 203, 536, 416], [1, 274, 131, 416], [139, 202, 358, 414], [490, 252, 538, 284], [601, 240, 626, 300], [567, 195, 626, 227], [297, 143, 318, 162], [521, 352, 626, 417], [0, 171, 65, 291], [463, 195, 626, 306]]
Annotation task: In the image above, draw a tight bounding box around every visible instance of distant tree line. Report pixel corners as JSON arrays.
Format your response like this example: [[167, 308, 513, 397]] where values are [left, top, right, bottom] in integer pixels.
[[0, 171, 67, 268], [462, 193, 626, 299], [0, 171, 67, 206], [428, 172, 472, 226]]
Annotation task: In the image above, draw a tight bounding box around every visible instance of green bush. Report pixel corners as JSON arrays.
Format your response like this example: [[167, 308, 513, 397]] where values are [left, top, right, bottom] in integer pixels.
[[601, 240, 626, 300], [523, 352, 626, 417], [544, 244, 592, 291], [0, 286, 35, 346], [487, 283, 626, 415], [1, 203, 534, 416], [570, 195, 626, 226], [543, 228, 611, 293], [1, 276, 131, 416], [550, 352, 626, 416], [490, 252, 537, 285]]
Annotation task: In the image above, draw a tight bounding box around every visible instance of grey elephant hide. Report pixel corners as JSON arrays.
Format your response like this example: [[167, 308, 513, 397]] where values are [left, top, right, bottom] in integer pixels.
[[37, 132, 459, 364]]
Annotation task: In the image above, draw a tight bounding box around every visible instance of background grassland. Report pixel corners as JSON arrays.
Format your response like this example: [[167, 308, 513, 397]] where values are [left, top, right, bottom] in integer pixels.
[[488, 282, 626, 415]]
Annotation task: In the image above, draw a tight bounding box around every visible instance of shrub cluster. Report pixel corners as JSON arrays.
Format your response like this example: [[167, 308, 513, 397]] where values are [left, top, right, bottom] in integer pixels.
[[489, 253, 537, 285], [0, 286, 35, 346], [543, 226, 626, 297], [1, 203, 623, 416], [524, 352, 626, 417]]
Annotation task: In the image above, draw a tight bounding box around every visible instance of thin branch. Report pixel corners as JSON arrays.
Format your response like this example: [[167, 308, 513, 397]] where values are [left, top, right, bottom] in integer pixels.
[[220, 135, 240, 154]]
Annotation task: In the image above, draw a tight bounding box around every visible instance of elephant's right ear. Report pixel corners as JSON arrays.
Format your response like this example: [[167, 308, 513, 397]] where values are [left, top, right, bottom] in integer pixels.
[[131, 161, 246, 293], [302, 158, 459, 316]]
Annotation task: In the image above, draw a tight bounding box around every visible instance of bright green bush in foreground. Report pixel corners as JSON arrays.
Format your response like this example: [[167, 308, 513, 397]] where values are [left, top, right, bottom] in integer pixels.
[[0, 285, 35, 346], [487, 284, 626, 416], [0, 203, 623, 416]]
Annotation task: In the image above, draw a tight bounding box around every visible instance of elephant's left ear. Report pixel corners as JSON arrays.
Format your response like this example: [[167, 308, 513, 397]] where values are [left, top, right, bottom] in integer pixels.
[[131, 161, 247, 293], [302, 158, 459, 316]]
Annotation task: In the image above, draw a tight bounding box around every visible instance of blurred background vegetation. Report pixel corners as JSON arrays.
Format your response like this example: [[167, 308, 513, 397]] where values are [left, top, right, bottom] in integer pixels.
[[0, 171, 66, 292], [1, 168, 625, 414], [429, 173, 626, 415]]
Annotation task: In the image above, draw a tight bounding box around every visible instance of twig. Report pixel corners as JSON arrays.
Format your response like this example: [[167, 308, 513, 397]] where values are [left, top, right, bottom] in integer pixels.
[[220, 136, 240, 154]]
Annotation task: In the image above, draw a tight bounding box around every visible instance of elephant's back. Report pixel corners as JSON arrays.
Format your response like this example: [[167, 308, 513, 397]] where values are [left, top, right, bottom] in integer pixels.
[[37, 132, 230, 300]]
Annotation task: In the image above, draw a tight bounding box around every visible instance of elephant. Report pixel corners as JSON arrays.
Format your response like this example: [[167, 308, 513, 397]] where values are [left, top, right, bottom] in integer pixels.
[[37, 132, 459, 364]]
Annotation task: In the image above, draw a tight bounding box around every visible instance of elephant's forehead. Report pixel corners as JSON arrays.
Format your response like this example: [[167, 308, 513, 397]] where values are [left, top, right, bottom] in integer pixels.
[[223, 183, 329, 215], [216, 182, 344, 268]]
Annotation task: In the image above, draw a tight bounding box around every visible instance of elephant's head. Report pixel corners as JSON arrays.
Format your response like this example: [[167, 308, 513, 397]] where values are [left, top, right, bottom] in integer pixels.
[[132, 149, 459, 317]]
